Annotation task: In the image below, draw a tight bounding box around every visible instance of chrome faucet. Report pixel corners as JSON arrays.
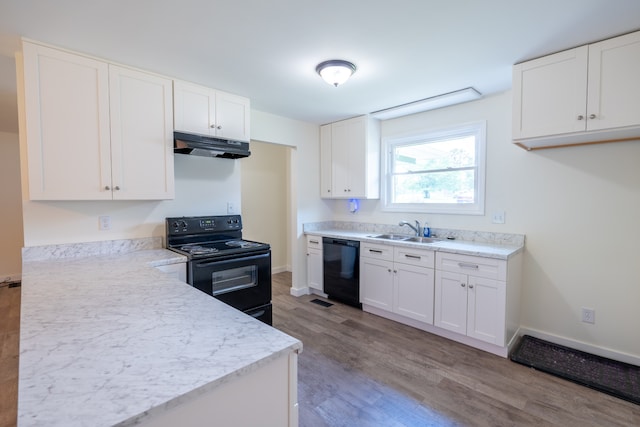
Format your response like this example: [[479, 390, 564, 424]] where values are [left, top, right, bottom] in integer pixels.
[[399, 220, 421, 236]]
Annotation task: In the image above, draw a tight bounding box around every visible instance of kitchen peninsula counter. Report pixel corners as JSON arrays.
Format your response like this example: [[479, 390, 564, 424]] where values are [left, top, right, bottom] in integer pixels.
[[19, 240, 302, 427]]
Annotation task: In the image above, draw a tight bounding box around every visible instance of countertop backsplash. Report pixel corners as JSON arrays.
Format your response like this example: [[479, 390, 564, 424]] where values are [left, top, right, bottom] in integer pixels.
[[22, 236, 164, 261], [303, 221, 525, 246]]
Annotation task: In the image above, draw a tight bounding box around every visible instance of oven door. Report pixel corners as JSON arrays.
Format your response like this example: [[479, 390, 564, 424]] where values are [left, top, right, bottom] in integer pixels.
[[189, 251, 272, 312]]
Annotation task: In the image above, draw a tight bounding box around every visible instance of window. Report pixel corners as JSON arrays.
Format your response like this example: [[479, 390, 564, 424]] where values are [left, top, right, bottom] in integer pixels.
[[382, 121, 486, 215]]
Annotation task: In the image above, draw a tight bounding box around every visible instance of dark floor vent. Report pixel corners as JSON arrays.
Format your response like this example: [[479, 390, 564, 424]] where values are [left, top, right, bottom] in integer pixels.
[[310, 298, 333, 308]]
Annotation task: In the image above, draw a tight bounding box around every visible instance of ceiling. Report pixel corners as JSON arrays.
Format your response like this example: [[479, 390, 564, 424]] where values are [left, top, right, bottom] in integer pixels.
[[1, 0, 640, 133]]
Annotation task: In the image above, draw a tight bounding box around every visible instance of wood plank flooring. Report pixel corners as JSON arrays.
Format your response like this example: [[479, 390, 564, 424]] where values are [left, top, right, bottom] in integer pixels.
[[2, 275, 639, 427], [0, 283, 20, 427], [272, 272, 640, 427]]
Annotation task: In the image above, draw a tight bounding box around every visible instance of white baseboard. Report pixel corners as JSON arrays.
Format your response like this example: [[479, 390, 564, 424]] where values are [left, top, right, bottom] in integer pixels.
[[271, 265, 289, 274], [289, 287, 309, 297], [519, 327, 640, 366]]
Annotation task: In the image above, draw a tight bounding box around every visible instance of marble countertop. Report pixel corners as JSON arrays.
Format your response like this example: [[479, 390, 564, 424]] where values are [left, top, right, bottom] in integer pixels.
[[18, 249, 302, 427], [305, 230, 523, 260]]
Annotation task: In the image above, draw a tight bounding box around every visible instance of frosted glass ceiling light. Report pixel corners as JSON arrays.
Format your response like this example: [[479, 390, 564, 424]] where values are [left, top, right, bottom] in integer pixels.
[[316, 60, 357, 87]]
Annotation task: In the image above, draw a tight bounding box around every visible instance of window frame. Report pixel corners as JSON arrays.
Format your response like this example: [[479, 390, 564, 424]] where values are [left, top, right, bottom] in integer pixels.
[[381, 120, 487, 215]]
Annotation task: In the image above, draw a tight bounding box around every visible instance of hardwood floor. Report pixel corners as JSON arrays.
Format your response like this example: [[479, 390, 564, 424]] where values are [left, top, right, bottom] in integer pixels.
[[272, 272, 640, 427], [2, 275, 639, 427], [0, 284, 20, 427]]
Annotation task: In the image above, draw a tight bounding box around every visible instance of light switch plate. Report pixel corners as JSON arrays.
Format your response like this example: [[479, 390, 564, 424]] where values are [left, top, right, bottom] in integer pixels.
[[492, 211, 505, 224]]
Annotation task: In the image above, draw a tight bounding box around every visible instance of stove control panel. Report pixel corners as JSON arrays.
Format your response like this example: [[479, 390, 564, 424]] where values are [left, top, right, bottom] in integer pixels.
[[166, 215, 243, 235]]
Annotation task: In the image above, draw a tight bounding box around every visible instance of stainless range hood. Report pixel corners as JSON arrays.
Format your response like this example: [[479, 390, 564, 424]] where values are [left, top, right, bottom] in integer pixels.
[[174, 131, 251, 159]]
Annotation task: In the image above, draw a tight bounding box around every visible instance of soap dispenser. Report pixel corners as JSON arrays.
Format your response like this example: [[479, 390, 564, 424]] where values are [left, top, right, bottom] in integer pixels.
[[423, 223, 431, 237]]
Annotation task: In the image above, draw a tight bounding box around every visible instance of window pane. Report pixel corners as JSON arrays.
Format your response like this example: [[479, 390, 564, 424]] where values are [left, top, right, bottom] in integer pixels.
[[392, 169, 475, 204], [393, 135, 476, 173]]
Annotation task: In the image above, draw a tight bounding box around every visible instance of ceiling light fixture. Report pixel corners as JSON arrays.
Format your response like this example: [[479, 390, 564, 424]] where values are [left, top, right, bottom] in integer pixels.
[[370, 87, 482, 120], [316, 59, 357, 87]]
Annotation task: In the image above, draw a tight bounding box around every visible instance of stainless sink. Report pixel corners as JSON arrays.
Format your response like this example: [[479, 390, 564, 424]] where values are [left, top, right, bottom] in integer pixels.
[[403, 236, 443, 244], [369, 234, 412, 240]]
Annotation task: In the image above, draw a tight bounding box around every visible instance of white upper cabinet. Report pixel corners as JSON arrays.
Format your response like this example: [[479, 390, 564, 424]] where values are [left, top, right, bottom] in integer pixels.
[[512, 30, 640, 149], [173, 80, 250, 142], [109, 65, 174, 200], [19, 41, 174, 200], [320, 115, 380, 199]]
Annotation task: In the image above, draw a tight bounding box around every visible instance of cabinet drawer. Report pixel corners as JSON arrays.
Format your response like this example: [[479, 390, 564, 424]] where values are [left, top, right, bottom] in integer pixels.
[[436, 252, 506, 281], [361, 242, 394, 261], [306, 235, 323, 249], [394, 246, 434, 268]]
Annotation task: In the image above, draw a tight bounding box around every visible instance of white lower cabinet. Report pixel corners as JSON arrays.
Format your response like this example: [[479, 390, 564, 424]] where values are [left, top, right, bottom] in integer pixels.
[[306, 236, 324, 294], [435, 252, 507, 346], [360, 243, 434, 324], [155, 262, 187, 283]]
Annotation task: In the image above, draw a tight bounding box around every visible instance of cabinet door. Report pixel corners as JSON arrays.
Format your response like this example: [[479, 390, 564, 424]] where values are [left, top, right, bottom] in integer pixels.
[[434, 270, 467, 335], [319, 124, 332, 198], [394, 263, 434, 324], [307, 248, 323, 291], [173, 80, 215, 136], [109, 65, 175, 200], [360, 257, 393, 310], [344, 117, 367, 197], [330, 119, 351, 198], [466, 276, 506, 345], [215, 90, 250, 142], [587, 31, 640, 131], [21, 42, 112, 200], [512, 46, 588, 139]]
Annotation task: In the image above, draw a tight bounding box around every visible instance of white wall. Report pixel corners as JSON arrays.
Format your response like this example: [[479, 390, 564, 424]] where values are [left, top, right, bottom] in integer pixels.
[[21, 154, 242, 246], [329, 91, 640, 361], [251, 110, 333, 292], [241, 140, 290, 273], [0, 131, 23, 281]]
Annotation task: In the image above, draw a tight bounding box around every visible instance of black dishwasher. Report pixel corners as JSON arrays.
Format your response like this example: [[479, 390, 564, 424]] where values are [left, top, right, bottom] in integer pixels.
[[322, 237, 361, 308]]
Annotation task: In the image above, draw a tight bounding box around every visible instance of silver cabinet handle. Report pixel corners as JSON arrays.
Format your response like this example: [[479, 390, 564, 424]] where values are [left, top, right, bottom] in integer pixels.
[[404, 254, 421, 259], [461, 283, 466, 287], [589, 114, 596, 119], [114, 186, 120, 191], [387, 268, 392, 273], [458, 262, 479, 270], [210, 124, 216, 128], [577, 115, 584, 120], [469, 284, 474, 289], [309, 240, 319, 244], [104, 186, 110, 190], [369, 249, 383, 254], [393, 270, 397, 273]]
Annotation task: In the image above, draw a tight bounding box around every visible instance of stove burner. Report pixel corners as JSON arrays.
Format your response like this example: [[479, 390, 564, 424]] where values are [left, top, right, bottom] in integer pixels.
[[180, 245, 219, 255], [225, 240, 263, 249]]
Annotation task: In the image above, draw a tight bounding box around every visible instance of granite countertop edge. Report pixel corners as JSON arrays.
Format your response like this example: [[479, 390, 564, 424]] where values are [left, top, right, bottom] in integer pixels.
[[305, 230, 523, 260]]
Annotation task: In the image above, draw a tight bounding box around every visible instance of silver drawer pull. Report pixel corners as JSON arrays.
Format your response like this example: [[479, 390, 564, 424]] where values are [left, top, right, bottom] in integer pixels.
[[309, 240, 319, 244], [369, 249, 383, 254], [405, 254, 421, 259], [458, 262, 479, 269]]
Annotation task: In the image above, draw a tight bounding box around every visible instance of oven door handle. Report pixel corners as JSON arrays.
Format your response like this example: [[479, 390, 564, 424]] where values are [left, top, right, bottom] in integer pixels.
[[193, 252, 270, 268]]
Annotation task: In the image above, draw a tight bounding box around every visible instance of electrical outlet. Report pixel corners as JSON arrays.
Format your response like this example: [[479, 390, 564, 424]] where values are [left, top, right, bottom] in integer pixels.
[[492, 211, 505, 224], [581, 307, 595, 324], [99, 215, 111, 231]]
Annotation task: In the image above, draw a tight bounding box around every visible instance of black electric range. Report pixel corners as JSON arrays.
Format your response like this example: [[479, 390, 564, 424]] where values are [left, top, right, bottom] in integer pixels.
[[166, 215, 273, 325]]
